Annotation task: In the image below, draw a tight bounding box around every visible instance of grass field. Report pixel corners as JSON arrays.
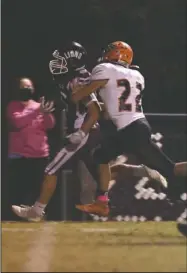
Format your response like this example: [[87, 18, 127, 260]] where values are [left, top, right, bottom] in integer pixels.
[[2, 221, 186, 272]]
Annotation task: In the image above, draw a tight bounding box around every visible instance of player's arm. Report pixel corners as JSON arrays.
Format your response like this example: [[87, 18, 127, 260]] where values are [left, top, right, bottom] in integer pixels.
[[80, 96, 101, 135], [71, 64, 109, 103], [71, 80, 108, 103], [68, 94, 101, 145]]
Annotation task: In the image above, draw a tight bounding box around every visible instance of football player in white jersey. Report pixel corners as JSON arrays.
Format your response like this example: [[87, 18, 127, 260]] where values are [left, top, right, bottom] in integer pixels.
[[72, 41, 187, 216]]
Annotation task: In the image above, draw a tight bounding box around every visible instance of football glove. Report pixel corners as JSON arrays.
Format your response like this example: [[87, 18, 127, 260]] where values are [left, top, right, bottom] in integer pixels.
[[67, 129, 86, 145]]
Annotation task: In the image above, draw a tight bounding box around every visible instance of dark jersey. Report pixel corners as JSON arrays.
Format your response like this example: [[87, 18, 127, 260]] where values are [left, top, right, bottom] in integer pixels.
[[56, 68, 98, 134]]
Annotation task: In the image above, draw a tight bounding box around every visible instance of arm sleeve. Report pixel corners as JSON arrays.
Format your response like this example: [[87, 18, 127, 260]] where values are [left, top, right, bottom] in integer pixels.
[[6, 101, 41, 129]]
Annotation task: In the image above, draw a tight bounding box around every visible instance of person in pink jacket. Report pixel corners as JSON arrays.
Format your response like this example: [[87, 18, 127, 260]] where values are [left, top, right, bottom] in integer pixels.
[[6, 77, 55, 216]]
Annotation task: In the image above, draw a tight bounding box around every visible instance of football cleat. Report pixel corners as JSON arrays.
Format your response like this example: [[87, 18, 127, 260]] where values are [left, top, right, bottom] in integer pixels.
[[76, 199, 109, 217], [12, 205, 45, 222]]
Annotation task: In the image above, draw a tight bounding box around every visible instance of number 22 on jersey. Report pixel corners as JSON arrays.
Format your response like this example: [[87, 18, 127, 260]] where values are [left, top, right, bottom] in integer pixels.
[[117, 79, 143, 113]]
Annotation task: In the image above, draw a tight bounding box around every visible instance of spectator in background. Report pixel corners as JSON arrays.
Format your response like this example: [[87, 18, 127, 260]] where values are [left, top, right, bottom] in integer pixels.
[[6, 77, 55, 218]]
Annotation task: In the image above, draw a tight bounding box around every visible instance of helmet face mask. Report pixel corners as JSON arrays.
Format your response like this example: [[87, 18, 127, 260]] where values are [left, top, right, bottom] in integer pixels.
[[49, 41, 87, 77], [49, 50, 68, 75]]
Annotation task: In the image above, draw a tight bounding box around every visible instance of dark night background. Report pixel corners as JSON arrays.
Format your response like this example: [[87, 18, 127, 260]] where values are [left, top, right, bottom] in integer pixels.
[[1, 0, 186, 219], [2, 0, 186, 112]]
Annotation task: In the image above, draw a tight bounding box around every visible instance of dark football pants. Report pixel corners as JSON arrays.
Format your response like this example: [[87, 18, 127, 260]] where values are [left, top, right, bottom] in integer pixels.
[[94, 118, 175, 179]]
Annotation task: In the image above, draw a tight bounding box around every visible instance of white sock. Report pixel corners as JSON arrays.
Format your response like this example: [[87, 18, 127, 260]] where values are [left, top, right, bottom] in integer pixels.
[[33, 201, 47, 215]]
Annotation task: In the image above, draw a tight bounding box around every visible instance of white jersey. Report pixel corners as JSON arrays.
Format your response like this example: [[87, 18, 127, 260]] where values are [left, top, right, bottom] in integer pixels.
[[91, 62, 145, 130]]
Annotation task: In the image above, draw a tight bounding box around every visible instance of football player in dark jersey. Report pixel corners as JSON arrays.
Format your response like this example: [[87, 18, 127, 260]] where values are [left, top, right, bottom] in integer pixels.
[[11, 41, 102, 220], [12, 41, 167, 221]]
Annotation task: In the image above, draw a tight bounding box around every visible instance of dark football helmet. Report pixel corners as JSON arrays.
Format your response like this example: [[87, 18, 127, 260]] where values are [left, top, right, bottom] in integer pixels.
[[49, 41, 87, 77]]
